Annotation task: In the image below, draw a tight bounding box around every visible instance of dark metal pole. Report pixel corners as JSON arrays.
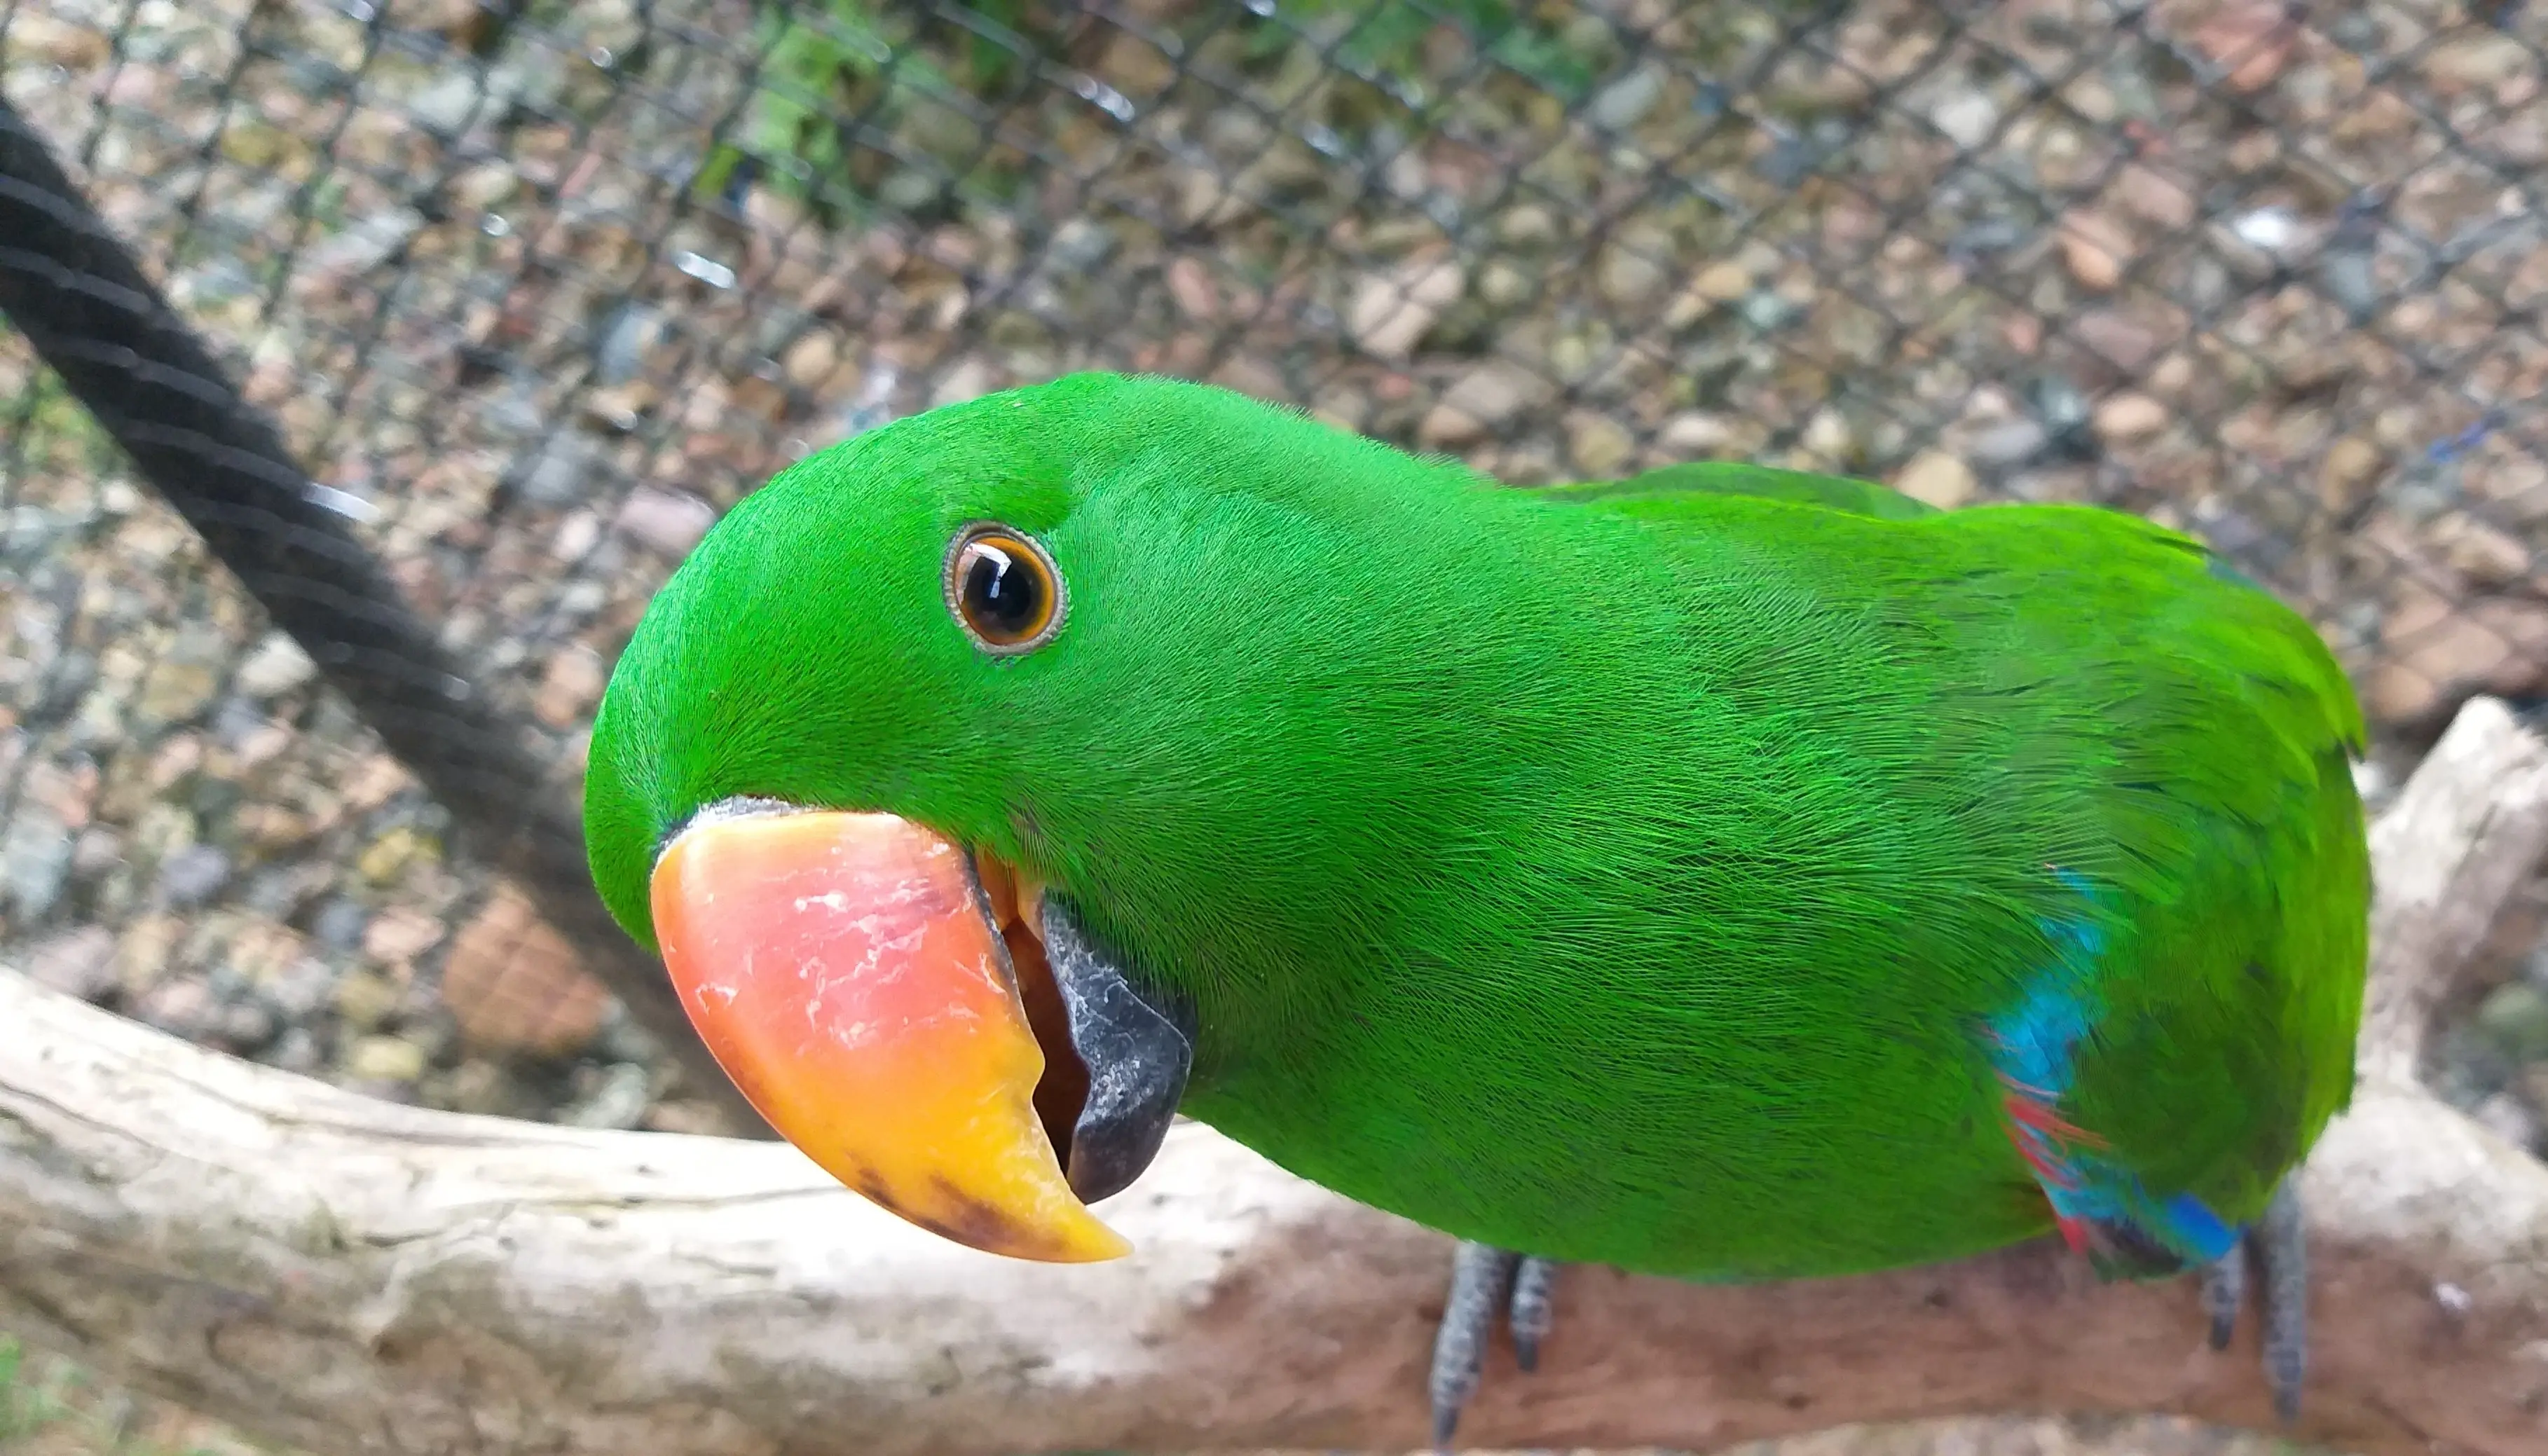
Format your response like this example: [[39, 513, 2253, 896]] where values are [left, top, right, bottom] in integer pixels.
[[0, 97, 769, 1137]]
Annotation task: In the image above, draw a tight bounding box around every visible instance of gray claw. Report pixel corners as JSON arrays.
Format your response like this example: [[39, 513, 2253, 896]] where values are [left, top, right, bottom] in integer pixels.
[[1427, 1244, 1564, 1446], [1429, 1242, 1517, 1448], [2198, 1179, 2308, 1422], [1509, 1256, 1560, 1373], [2200, 1244, 2243, 1351], [2256, 1181, 2308, 1423]]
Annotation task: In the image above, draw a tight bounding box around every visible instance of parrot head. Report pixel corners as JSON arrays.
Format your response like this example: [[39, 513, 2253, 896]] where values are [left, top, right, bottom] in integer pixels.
[[583, 371, 1547, 1263]]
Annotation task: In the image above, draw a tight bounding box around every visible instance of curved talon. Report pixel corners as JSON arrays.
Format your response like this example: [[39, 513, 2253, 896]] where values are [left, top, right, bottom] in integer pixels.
[[2194, 1179, 2308, 1422], [1508, 1256, 1560, 1373], [2200, 1245, 2243, 1352], [1429, 1242, 1516, 1448], [2256, 1181, 2308, 1423], [1427, 1243, 1568, 1448]]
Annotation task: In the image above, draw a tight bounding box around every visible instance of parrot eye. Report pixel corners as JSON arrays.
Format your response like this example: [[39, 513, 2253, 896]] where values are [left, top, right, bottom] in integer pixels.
[[944, 523, 1066, 654]]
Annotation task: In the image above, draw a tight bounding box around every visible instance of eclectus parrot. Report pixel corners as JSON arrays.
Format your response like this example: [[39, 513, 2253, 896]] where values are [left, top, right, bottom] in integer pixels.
[[583, 372, 2368, 1438]]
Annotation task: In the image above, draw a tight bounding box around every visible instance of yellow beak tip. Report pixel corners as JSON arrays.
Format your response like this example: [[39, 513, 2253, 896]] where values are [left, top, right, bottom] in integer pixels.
[[1060, 1223, 1137, 1264], [853, 1167, 1134, 1263]]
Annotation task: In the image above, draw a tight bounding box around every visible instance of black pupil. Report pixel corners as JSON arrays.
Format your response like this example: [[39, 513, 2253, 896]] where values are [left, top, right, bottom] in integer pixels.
[[962, 542, 1043, 638]]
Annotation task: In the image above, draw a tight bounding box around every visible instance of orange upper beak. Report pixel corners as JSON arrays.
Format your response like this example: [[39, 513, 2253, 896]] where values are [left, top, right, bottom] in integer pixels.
[[650, 804, 1132, 1262]]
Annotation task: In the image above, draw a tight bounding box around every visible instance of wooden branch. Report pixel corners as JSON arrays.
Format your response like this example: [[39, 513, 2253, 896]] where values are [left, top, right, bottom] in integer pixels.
[[2359, 696, 2548, 1086], [6, 701, 2548, 1456]]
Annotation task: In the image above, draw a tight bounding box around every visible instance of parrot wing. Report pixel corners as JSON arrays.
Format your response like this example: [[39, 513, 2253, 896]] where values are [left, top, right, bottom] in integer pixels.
[[1535, 460, 1942, 521], [1537, 458, 2366, 1278]]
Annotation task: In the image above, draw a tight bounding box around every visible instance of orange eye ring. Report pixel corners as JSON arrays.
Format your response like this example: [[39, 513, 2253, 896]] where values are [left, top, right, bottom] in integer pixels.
[[944, 523, 1067, 654]]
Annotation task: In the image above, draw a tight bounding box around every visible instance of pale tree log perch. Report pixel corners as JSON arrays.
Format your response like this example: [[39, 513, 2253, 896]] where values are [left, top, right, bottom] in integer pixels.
[[4, 701, 2548, 1456]]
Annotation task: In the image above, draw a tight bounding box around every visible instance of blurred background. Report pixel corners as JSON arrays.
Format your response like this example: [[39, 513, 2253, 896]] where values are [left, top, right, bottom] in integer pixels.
[[1, 0, 2542, 1452]]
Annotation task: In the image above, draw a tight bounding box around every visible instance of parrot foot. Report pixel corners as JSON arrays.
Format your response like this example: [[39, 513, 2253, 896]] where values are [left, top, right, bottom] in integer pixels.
[[1427, 1240, 1563, 1450], [2198, 1181, 2307, 1422]]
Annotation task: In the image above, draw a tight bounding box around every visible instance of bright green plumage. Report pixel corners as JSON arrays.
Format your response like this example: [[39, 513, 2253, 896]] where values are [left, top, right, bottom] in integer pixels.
[[585, 371, 2367, 1282]]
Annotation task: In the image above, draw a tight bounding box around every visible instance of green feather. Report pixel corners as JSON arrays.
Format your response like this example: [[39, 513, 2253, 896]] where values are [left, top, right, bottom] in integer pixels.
[[1540, 460, 1942, 521], [585, 373, 2368, 1280]]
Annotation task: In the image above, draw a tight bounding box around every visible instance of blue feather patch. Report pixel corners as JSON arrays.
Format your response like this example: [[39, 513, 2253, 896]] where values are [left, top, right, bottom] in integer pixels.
[[2204, 550, 2267, 594], [1981, 866, 2242, 1274]]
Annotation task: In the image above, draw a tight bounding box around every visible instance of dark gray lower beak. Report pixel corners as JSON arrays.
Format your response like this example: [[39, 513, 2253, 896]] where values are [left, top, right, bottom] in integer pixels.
[[1039, 893, 1195, 1205]]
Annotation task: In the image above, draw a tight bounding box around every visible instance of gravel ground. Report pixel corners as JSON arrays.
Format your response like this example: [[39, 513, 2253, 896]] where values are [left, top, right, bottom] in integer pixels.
[[2, 0, 2541, 1453]]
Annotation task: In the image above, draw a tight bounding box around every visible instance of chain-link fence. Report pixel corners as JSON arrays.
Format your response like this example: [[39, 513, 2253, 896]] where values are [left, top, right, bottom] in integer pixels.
[[1, 0, 2544, 1447]]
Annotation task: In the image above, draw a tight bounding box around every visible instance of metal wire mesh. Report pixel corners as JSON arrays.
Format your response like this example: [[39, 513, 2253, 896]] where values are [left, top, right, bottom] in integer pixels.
[[2, 0, 2544, 1146]]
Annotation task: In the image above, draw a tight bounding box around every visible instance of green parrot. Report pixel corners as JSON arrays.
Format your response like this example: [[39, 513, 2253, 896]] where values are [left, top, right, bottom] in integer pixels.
[[583, 371, 2367, 1438]]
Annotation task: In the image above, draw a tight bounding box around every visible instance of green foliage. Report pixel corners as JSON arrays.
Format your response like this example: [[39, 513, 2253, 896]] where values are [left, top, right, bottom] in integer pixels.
[[0, 1335, 248, 1455], [694, 0, 1606, 222], [949, 0, 1041, 94], [694, 0, 905, 214], [1, 348, 123, 483], [0, 1336, 67, 1443], [1279, 0, 1602, 102]]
